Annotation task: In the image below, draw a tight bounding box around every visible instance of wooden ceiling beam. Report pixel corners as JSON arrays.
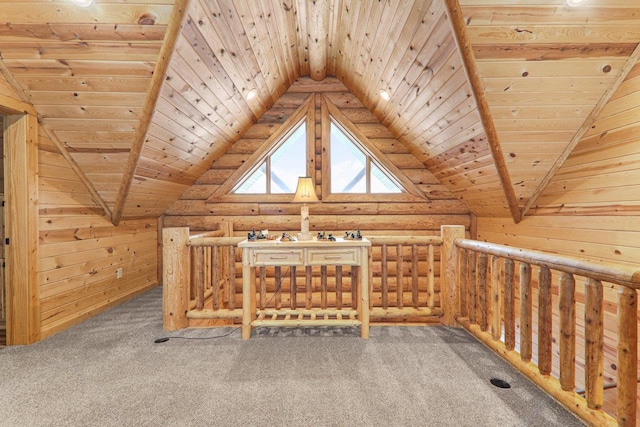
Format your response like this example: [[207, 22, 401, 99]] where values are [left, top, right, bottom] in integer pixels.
[[111, 0, 190, 225], [520, 42, 640, 219], [444, 0, 522, 223], [307, 0, 329, 81]]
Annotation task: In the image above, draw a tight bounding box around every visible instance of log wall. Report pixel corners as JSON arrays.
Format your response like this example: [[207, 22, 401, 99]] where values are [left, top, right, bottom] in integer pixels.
[[477, 62, 640, 419], [164, 77, 471, 238], [38, 127, 158, 339]]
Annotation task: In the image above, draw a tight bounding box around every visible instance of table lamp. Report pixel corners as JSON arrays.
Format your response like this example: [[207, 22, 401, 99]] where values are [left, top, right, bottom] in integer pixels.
[[292, 176, 319, 240]]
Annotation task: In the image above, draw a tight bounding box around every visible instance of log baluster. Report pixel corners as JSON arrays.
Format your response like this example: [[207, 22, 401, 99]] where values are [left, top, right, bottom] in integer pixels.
[[490, 256, 501, 341], [336, 266, 343, 310], [259, 267, 267, 310], [212, 246, 220, 310], [617, 286, 637, 426], [459, 248, 468, 317], [503, 258, 515, 351], [396, 245, 404, 309], [320, 266, 327, 309], [427, 244, 435, 309], [381, 244, 388, 309], [468, 250, 477, 324], [519, 263, 532, 362], [351, 266, 358, 310], [584, 278, 604, 410], [411, 244, 419, 309], [538, 265, 552, 376], [290, 266, 297, 310], [194, 246, 205, 310], [274, 266, 282, 309], [559, 272, 575, 391], [478, 252, 488, 331], [228, 246, 236, 310], [204, 247, 211, 294], [305, 266, 313, 310], [189, 247, 197, 302]]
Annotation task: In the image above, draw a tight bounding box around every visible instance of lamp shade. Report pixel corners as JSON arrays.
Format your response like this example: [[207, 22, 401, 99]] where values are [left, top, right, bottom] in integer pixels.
[[292, 177, 319, 203]]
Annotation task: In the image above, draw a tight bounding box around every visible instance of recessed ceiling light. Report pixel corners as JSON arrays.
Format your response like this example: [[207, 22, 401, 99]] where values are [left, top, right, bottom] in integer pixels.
[[566, 0, 585, 7], [380, 89, 390, 101], [247, 89, 257, 100], [71, 0, 94, 6]]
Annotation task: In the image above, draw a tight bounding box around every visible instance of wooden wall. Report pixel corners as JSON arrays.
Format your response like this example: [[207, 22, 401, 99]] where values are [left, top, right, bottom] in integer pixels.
[[0, 115, 3, 332], [476, 62, 640, 413], [164, 77, 471, 237], [38, 127, 158, 339]]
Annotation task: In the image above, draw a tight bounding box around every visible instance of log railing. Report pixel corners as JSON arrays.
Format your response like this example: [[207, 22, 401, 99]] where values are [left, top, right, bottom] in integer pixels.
[[454, 236, 638, 427], [367, 236, 442, 321], [163, 228, 446, 329]]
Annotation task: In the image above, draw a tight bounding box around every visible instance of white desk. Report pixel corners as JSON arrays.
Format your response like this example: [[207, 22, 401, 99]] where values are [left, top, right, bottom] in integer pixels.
[[238, 237, 371, 339]]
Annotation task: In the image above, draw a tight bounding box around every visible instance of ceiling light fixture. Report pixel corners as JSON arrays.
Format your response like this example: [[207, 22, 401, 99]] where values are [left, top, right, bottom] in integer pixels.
[[566, 0, 585, 7], [379, 89, 390, 101], [71, 0, 94, 7], [247, 89, 257, 100]]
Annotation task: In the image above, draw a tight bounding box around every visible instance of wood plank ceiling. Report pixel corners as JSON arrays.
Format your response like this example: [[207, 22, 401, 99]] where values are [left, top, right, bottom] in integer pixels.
[[0, 0, 639, 223]]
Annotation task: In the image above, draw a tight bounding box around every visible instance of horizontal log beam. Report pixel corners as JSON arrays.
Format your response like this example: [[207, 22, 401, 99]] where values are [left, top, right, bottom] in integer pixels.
[[186, 309, 243, 319]]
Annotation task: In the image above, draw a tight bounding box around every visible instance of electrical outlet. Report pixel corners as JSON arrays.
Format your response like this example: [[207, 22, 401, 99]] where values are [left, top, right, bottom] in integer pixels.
[[116, 268, 123, 279]]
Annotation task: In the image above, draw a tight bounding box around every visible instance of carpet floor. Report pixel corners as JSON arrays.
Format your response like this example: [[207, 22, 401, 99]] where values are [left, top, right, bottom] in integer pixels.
[[0, 287, 584, 427]]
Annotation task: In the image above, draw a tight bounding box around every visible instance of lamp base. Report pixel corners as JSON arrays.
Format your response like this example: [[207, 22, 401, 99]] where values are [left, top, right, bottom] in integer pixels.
[[297, 232, 314, 241]]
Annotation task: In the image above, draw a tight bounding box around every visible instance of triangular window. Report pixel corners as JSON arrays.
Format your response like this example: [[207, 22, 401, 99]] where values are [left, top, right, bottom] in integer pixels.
[[207, 94, 427, 203], [330, 120, 402, 194], [233, 121, 306, 194]]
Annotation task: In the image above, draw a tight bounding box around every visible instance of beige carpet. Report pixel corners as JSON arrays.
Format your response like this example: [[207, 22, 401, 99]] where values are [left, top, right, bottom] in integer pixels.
[[0, 287, 584, 426]]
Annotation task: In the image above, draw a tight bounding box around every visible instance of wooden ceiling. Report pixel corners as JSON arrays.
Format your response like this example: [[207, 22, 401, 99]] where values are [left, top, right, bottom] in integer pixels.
[[1, 0, 639, 223]]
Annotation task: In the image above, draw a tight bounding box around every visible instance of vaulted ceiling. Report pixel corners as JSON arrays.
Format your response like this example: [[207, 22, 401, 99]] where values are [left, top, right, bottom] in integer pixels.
[[1, 0, 639, 224]]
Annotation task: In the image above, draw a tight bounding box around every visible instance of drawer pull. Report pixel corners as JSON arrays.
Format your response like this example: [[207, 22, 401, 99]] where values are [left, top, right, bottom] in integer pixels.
[[324, 255, 343, 259], [269, 255, 289, 260]]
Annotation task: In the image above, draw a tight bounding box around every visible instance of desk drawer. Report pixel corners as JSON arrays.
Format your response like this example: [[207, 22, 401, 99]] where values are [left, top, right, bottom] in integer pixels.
[[307, 248, 359, 266], [251, 249, 304, 266]]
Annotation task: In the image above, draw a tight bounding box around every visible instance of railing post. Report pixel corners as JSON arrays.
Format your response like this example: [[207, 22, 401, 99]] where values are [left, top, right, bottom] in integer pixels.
[[441, 225, 466, 326], [559, 272, 576, 391], [585, 278, 604, 410], [617, 286, 637, 426], [163, 227, 190, 331], [520, 263, 532, 362]]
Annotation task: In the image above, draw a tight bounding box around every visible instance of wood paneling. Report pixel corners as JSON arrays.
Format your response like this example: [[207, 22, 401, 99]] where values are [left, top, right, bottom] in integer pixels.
[[460, 0, 640, 210], [164, 77, 470, 237], [530, 62, 640, 216], [38, 127, 158, 339], [2, 0, 640, 221]]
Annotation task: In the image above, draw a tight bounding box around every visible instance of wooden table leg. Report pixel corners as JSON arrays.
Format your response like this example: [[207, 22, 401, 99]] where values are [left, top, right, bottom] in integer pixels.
[[360, 247, 370, 339], [242, 258, 253, 339]]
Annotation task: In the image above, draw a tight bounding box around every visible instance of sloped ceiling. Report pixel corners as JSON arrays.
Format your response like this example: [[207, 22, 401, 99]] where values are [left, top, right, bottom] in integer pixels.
[[0, 0, 639, 223]]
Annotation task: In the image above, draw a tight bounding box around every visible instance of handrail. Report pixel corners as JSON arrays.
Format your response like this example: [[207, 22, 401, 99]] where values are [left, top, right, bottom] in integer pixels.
[[188, 230, 226, 240], [456, 238, 640, 289], [187, 236, 244, 246], [367, 235, 443, 245]]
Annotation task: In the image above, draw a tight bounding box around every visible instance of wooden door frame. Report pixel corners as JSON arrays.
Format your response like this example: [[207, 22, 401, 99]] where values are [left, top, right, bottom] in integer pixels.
[[2, 106, 40, 345]]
